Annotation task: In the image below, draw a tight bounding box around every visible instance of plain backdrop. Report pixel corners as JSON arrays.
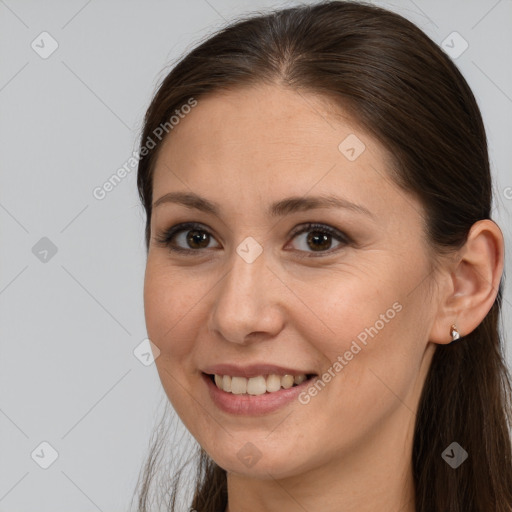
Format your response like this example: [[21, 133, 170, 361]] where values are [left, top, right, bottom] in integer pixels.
[[1, 0, 511, 510]]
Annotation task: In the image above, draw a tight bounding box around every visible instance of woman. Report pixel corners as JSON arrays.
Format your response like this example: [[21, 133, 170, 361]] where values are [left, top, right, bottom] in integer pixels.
[[132, 1, 512, 510]]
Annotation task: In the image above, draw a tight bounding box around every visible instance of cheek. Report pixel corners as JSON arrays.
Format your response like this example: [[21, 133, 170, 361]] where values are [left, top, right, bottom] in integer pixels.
[[143, 263, 204, 421], [297, 270, 424, 413], [292, 268, 403, 357], [143, 260, 197, 360], [312, 301, 426, 441]]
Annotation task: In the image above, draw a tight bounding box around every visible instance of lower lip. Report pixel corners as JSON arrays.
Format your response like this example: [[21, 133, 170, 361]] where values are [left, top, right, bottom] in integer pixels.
[[202, 373, 314, 415]]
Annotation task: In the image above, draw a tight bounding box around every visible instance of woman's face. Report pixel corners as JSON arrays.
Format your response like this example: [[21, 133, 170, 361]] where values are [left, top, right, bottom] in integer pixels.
[[144, 84, 439, 479]]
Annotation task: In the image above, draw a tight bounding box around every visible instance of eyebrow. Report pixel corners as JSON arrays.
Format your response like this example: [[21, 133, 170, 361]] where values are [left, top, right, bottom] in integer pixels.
[[152, 191, 374, 219]]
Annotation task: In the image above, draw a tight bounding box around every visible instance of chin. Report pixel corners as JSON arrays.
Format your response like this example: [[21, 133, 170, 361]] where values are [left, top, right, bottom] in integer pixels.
[[203, 436, 315, 480]]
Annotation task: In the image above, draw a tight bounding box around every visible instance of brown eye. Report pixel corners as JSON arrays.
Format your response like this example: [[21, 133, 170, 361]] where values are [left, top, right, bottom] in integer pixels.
[[305, 231, 332, 251], [288, 223, 350, 256], [155, 222, 220, 253], [185, 229, 211, 249]]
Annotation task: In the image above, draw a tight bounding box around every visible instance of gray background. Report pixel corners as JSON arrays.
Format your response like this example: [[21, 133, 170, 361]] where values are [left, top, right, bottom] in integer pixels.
[[1, 0, 511, 510]]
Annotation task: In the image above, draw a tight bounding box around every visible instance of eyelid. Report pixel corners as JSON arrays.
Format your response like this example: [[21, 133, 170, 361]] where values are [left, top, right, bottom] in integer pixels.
[[155, 221, 351, 256]]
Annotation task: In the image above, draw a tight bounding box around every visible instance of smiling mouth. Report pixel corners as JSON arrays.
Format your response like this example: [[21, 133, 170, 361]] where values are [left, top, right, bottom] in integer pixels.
[[205, 372, 317, 395]]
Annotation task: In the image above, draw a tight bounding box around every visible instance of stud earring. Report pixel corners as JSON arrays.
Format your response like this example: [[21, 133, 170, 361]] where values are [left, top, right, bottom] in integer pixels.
[[450, 324, 461, 341]]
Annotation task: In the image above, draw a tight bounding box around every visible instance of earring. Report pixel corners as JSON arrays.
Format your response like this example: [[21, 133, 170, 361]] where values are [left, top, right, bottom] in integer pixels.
[[450, 324, 460, 341]]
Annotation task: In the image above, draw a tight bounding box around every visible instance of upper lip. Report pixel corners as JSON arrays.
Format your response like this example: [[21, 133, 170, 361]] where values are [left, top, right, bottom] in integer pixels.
[[202, 363, 317, 378]]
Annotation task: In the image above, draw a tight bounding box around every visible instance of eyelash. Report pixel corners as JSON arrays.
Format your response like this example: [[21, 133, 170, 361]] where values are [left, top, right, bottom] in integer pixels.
[[154, 222, 352, 258]]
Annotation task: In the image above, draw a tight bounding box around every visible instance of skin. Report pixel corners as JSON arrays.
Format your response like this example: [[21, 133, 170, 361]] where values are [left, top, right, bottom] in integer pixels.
[[143, 84, 504, 512]]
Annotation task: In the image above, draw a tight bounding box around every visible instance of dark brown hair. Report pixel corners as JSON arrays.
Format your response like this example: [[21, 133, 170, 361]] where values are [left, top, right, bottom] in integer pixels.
[[133, 1, 512, 510]]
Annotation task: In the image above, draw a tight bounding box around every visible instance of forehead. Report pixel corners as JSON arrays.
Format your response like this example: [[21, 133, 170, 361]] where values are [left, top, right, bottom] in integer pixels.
[[151, 84, 410, 222], [158, 84, 369, 163]]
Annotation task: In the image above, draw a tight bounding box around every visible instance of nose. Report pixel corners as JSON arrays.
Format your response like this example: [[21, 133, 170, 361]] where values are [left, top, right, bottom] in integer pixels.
[[208, 244, 285, 345]]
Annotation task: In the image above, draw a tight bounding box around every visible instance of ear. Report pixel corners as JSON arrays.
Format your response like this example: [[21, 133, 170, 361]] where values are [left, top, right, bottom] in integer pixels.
[[429, 219, 504, 345]]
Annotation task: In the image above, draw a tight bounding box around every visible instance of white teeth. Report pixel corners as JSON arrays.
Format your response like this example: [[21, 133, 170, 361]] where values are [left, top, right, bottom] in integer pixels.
[[247, 376, 267, 395], [222, 375, 232, 392], [231, 376, 247, 395], [212, 373, 310, 394], [266, 374, 282, 392]]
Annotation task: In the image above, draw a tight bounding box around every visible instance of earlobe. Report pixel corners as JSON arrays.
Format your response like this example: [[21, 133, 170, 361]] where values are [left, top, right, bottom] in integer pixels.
[[429, 219, 504, 345]]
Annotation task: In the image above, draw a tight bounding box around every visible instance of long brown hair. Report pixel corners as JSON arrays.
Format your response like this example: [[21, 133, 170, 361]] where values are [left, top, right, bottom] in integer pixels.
[[132, 2, 512, 510]]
